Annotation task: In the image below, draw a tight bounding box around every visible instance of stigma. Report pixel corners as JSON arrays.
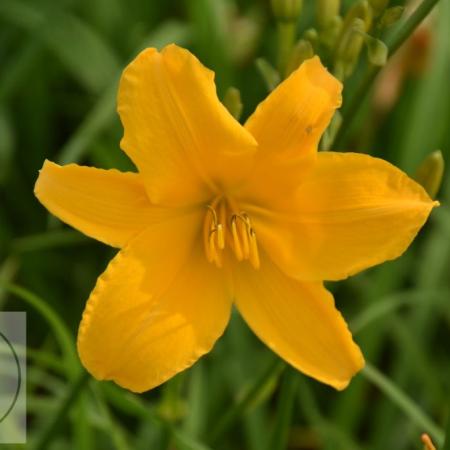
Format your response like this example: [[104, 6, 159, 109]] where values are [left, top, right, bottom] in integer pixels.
[[203, 199, 260, 269]]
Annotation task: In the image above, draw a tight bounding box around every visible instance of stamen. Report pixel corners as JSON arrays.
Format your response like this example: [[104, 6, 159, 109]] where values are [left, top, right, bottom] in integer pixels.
[[209, 230, 222, 267], [206, 205, 218, 227], [240, 211, 250, 222], [232, 214, 250, 258], [230, 217, 244, 261], [203, 212, 214, 263], [203, 201, 259, 269], [249, 229, 260, 269]]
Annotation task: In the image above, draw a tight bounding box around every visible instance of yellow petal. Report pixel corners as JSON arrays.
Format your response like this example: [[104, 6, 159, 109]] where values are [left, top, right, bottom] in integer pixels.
[[249, 152, 438, 281], [34, 160, 166, 248], [118, 44, 257, 207], [239, 57, 341, 209], [234, 254, 364, 390], [245, 56, 342, 155], [78, 212, 232, 392]]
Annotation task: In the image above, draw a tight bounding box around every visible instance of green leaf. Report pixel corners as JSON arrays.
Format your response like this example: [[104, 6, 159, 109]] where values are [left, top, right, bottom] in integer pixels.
[[0, 108, 14, 185], [41, 12, 120, 92], [0, 0, 120, 93], [0, 282, 78, 375], [266, 371, 298, 450]]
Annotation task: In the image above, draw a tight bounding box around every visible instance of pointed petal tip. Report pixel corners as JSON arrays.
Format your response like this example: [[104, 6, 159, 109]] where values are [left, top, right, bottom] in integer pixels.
[[34, 159, 55, 196], [234, 256, 366, 392], [33, 162, 158, 248], [258, 152, 441, 282], [323, 351, 365, 391], [319, 337, 365, 391]]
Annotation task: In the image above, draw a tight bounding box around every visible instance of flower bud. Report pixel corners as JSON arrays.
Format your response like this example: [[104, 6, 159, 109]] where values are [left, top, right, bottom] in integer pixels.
[[256, 58, 281, 91], [336, 18, 366, 77], [378, 6, 404, 29], [355, 31, 388, 66], [369, 0, 390, 16], [316, 0, 340, 30], [303, 28, 319, 46], [223, 87, 243, 120], [342, 0, 372, 30], [415, 150, 444, 199], [366, 36, 389, 66], [285, 39, 314, 76], [334, 1, 372, 77], [319, 15, 343, 48], [271, 0, 303, 22], [366, 36, 388, 65]]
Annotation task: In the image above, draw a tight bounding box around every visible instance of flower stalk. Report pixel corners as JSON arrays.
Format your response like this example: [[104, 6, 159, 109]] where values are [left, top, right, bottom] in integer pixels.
[[362, 363, 444, 446], [316, 0, 341, 30], [271, 0, 303, 77], [276, 21, 298, 77]]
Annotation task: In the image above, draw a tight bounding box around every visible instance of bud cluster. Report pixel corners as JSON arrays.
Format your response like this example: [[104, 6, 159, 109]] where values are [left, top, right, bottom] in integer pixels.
[[261, 0, 405, 88]]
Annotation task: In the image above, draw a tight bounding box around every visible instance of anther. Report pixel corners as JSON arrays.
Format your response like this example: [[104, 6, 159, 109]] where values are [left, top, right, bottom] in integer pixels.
[[217, 224, 225, 250], [209, 230, 222, 267]]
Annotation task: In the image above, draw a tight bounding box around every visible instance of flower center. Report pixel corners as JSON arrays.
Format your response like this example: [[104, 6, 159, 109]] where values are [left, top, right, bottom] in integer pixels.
[[203, 198, 260, 269]]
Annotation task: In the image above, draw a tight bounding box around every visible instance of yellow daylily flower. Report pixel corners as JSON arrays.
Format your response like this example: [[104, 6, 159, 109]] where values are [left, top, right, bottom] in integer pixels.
[[34, 44, 437, 393]]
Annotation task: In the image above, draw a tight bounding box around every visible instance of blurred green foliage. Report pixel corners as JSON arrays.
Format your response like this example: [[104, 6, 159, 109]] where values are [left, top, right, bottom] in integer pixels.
[[0, 0, 449, 449]]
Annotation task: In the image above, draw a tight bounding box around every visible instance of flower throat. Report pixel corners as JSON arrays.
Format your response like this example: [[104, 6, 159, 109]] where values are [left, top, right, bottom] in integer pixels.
[[203, 198, 260, 269]]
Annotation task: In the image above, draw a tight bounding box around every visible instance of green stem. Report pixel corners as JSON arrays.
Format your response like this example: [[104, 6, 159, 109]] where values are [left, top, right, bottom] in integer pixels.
[[90, 382, 130, 450], [362, 363, 445, 445], [277, 21, 297, 77], [386, 0, 440, 55], [32, 369, 90, 450], [331, 0, 441, 149], [206, 358, 285, 445]]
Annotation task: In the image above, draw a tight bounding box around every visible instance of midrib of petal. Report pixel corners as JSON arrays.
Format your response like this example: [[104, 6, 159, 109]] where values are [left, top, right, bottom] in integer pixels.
[[115, 243, 225, 377], [154, 56, 218, 195], [40, 173, 165, 228], [240, 259, 354, 369]]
